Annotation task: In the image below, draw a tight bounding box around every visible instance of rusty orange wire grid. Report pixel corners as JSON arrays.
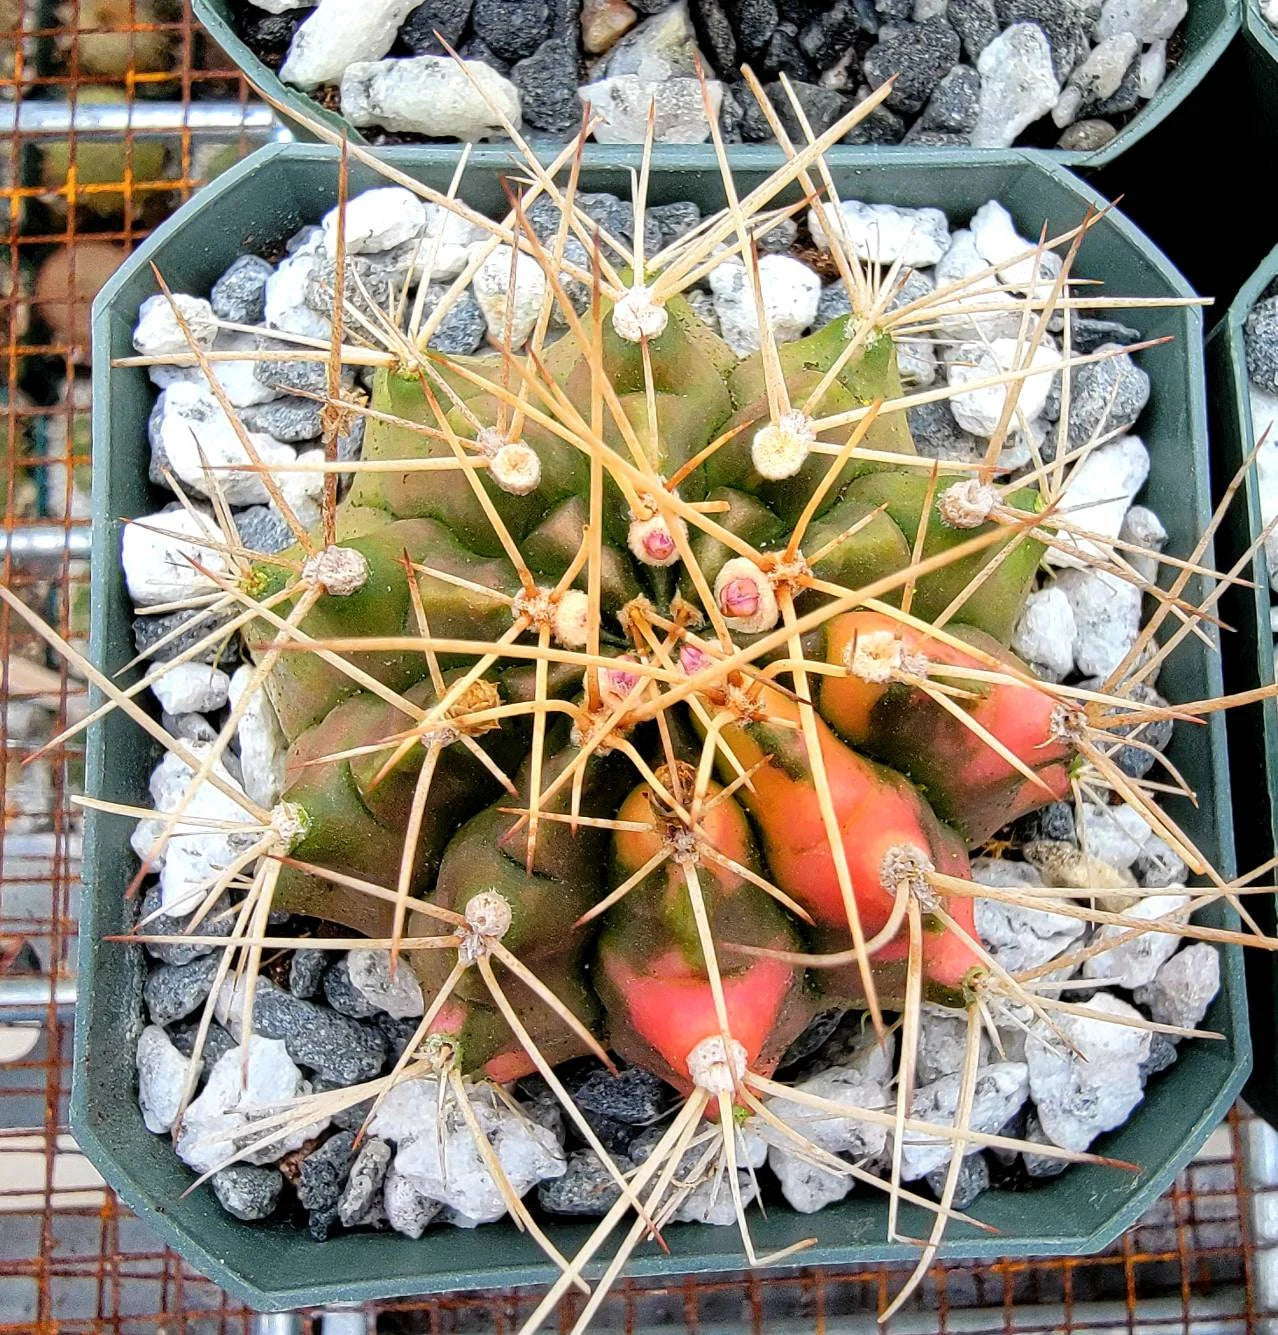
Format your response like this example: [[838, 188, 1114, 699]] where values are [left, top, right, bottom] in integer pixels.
[[3, 3, 1278, 1332]]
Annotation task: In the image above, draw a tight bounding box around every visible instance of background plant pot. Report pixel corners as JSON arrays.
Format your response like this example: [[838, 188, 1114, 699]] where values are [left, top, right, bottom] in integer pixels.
[[192, 0, 1238, 169], [81, 142, 1248, 1312], [1208, 241, 1278, 1130]]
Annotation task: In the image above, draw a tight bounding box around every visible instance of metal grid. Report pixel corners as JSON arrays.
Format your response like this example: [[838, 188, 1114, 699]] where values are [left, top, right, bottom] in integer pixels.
[[3, 4, 1278, 1330]]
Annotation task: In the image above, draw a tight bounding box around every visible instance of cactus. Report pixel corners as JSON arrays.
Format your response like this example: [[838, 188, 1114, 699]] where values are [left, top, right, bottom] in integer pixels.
[[66, 79, 1277, 1331]]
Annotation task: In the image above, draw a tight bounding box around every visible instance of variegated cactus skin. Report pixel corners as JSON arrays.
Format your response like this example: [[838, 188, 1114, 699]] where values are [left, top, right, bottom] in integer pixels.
[[246, 284, 1064, 1074]]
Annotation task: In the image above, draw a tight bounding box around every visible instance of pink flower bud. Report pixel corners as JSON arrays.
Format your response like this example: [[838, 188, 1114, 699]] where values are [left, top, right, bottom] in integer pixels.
[[719, 577, 760, 619], [679, 644, 711, 676], [644, 527, 676, 562]]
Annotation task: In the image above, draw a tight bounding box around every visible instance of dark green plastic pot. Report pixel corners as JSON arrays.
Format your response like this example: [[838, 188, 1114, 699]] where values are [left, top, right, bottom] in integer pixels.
[[81, 143, 1247, 1311], [1208, 243, 1278, 1129], [194, 0, 1238, 169]]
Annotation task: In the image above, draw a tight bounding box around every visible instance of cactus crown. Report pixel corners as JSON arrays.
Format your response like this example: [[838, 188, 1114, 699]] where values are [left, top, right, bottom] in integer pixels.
[[28, 75, 1273, 1327]]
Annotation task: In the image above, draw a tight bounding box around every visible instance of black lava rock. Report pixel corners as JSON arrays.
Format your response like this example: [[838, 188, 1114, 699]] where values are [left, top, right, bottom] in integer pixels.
[[907, 398, 981, 460], [1246, 297, 1278, 393], [299, 1130, 358, 1240], [817, 282, 854, 328], [169, 1019, 237, 1071], [339, 1136, 393, 1226], [513, 38, 582, 135], [862, 20, 960, 115], [232, 505, 296, 557], [374, 1012, 420, 1065], [242, 9, 310, 56], [995, 0, 1089, 82], [692, 0, 739, 71], [212, 1164, 284, 1221], [1086, 58, 1140, 117], [647, 200, 701, 247], [1072, 316, 1142, 353], [573, 1067, 669, 1125], [143, 954, 219, 1027], [947, 0, 999, 61], [776, 1006, 846, 1071], [756, 25, 812, 80], [253, 345, 328, 396], [840, 94, 905, 142], [458, 35, 511, 72], [1012, 799, 1077, 845], [732, 0, 780, 53], [322, 957, 381, 1018], [426, 290, 488, 355], [538, 1149, 631, 1215], [768, 79, 851, 136], [131, 603, 238, 668], [240, 395, 323, 444], [139, 884, 230, 966], [920, 64, 980, 132], [401, 0, 474, 51], [800, 1, 872, 69], [472, 0, 551, 61], [252, 983, 388, 1085], [288, 947, 329, 1000], [926, 1151, 990, 1210], [210, 254, 273, 325], [1140, 1032, 1179, 1082]]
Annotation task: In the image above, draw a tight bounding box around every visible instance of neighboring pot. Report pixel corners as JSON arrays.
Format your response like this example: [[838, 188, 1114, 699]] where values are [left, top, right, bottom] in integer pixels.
[[1208, 240, 1278, 1130], [193, 0, 1239, 169], [80, 143, 1248, 1311]]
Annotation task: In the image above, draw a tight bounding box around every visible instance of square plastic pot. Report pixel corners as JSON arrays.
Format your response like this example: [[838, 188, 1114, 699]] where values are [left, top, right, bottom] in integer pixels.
[[81, 143, 1248, 1311], [1208, 242, 1278, 1129], [193, 0, 1238, 169]]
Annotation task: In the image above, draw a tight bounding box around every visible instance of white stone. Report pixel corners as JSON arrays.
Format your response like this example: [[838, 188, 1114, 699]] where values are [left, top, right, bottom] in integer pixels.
[[280, 0, 416, 88], [148, 745, 259, 916], [406, 205, 489, 283], [176, 1038, 327, 1173], [916, 1005, 993, 1084], [1011, 584, 1077, 679], [1083, 891, 1190, 988], [972, 858, 1088, 974], [322, 188, 428, 258], [1026, 992, 1150, 1151], [276, 446, 326, 530], [347, 948, 425, 1018], [341, 57, 521, 139], [581, 75, 723, 145], [122, 505, 229, 607], [473, 244, 548, 350], [1250, 390, 1278, 584], [670, 1123, 768, 1224], [708, 254, 822, 358], [1133, 943, 1221, 1031], [972, 25, 1062, 149], [899, 1062, 1029, 1179], [372, 1078, 565, 1223], [944, 338, 1059, 437], [384, 1166, 441, 1238], [207, 330, 284, 409], [1140, 38, 1168, 98], [263, 249, 331, 342], [150, 662, 231, 716], [1077, 799, 1154, 870], [1064, 33, 1140, 116], [228, 665, 287, 810], [136, 1024, 189, 1134], [155, 381, 296, 507], [1054, 566, 1141, 678], [1046, 434, 1150, 569], [133, 293, 217, 358], [1120, 504, 1167, 583], [809, 200, 951, 267], [247, 0, 310, 11], [1096, 0, 1187, 44], [968, 199, 1064, 295], [1263, 0, 1278, 25], [932, 228, 1021, 341]]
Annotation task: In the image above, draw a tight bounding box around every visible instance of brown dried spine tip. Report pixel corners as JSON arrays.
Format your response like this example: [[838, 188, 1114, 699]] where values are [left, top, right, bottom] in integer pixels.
[[751, 409, 816, 481], [686, 1035, 748, 1093], [489, 441, 542, 495], [611, 284, 669, 343], [714, 557, 779, 633], [628, 511, 685, 568], [301, 546, 369, 597], [938, 478, 998, 529]]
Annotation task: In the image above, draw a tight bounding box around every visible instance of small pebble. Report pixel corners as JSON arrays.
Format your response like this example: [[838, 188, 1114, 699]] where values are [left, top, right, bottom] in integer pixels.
[[339, 1136, 393, 1226], [212, 1164, 284, 1221], [538, 1148, 629, 1215], [210, 255, 273, 325], [143, 954, 219, 1027]]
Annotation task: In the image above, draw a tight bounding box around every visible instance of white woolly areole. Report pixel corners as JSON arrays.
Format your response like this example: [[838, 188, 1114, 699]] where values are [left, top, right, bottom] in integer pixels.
[[490, 442, 542, 496], [844, 629, 903, 683], [714, 557, 779, 634], [880, 843, 937, 905], [628, 511, 686, 568], [751, 410, 816, 481], [302, 545, 369, 597], [686, 1035, 748, 1093], [611, 285, 669, 343], [553, 589, 591, 649], [939, 478, 998, 529], [459, 890, 512, 962], [1049, 702, 1087, 745], [475, 425, 507, 456], [269, 801, 310, 852]]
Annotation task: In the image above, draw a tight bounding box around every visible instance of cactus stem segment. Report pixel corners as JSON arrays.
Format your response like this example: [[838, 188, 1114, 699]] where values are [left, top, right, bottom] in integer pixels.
[[938, 478, 999, 530], [686, 1035, 748, 1094], [611, 284, 668, 343], [751, 410, 816, 481], [300, 545, 369, 597]]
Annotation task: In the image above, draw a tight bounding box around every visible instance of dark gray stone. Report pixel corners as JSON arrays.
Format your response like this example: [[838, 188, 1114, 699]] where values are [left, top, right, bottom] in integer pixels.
[[920, 64, 980, 132], [169, 1019, 236, 1071], [1246, 297, 1278, 393], [768, 79, 851, 136], [925, 1151, 990, 1210], [305, 254, 396, 321], [1013, 800, 1077, 846], [233, 505, 296, 557], [139, 885, 230, 966], [756, 216, 798, 255], [1086, 58, 1140, 117], [401, 0, 473, 51], [211, 1164, 284, 1221], [538, 1149, 631, 1215], [472, 0, 550, 60], [517, 1074, 566, 1143], [288, 947, 328, 999], [648, 200, 701, 248], [143, 954, 219, 1027], [1072, 316, 1142, 353], [691, 0, 739, 73], [253, 344, 329, 396], [160, 710, 219, 745], [424, 290, 487, 356], [907, 398, 982, 461], [946, 0, 998, 60], [1139, 1032, 1178, 1082], [240, 395, 322, 444], [338, 1137, 393, 1226], [1023, 1113, 1069, 1178], [757, 25, 813, 80], [322, 957, 381, 1018], [862, 20, 960, 114], [989, 1104, 1028, 1166], [902, 127, 970, 145], [816, 283, 853, 328], [513, 38, 581, 134], [800, 0, 872, 69], [994, 0, 1089, 82], [210, 255, 273, 326], [374, 1013, 420, 1064], [457, 34, 511, 72], [777, 1007, 846, 1072], [840, 94, 905, 142], [732, 0, 780, 53], [298, 1130, 357, 1212], [251, 984, 388, 1085], [1066, 345, 1150, 446], [573, 1067, 669, 1124]]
